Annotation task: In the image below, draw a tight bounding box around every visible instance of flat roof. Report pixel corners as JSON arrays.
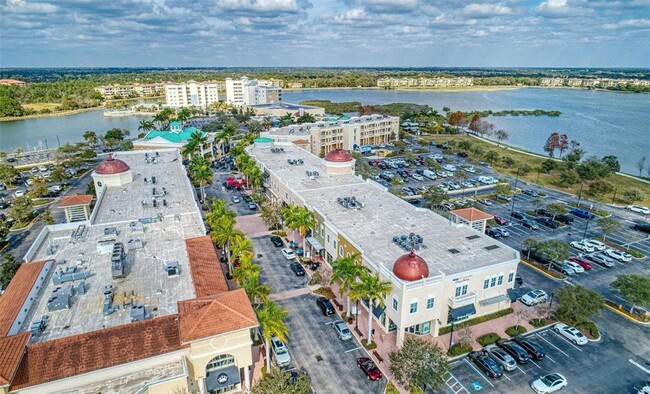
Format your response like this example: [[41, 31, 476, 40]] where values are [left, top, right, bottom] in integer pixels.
[[23, 150, 205, 343], [248, 102, 320, 110], [248, 144, 518, 278], [267, 114, 398, 136]]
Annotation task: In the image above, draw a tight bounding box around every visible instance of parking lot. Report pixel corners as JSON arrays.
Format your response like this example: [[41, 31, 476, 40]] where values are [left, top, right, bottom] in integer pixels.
[[252, 235, 309, 294], [206, 172, 259, 216]]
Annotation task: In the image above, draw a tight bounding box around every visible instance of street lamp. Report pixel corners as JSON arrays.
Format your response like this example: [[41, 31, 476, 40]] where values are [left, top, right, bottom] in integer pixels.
[[577, 182, 585, 207], [510, 168, 522, 216], [448, 311, 455, 351], [355, 300, 360, 329], [582, 217, 592, 240]]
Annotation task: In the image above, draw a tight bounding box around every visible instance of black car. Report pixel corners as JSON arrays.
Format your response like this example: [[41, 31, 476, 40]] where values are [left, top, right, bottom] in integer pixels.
[[496, 339, 530, 364], [511, 211, 527, 221], [290, 262, 305, 276], [6, 157, 16, 163], [513, 337, 546, 360], [633, 222, 650, 234], [536, 208, 553, 218], [468, 351, 503, 378], [0, 201, 10, 209], [536, 217, 560, 229], [555, 214, 574, 225], [486, 228, 502, 239], [316, 297, 335, 316], [457, 152, 469, 158], [522, 189, 539, 197], [270, 236, 284, 247], [521, 218, 539, 230]]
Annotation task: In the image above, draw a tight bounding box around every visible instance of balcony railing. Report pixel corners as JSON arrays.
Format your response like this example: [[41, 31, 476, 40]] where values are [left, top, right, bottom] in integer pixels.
[[448, 292, 477, 309]]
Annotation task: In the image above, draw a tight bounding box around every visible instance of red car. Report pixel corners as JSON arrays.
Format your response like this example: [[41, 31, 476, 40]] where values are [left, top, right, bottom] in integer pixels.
[[357, 357, 382, 381], [494, 216, 508, 225], [569, 256, 592, 270]]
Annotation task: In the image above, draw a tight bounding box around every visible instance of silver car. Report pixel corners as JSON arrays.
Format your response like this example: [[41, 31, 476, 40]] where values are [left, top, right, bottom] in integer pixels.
[[333, 320, 352, 340], [588, 253, 615, 267], [485, 345, 517, 371], [271, 335, 291, 368]]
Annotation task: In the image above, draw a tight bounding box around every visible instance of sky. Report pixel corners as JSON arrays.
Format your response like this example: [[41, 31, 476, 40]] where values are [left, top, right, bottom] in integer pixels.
[[1, 0, 649, 68]]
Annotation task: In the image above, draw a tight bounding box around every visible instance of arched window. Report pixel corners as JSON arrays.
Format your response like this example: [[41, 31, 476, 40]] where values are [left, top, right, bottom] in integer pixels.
[[206, 354, 235, 373]]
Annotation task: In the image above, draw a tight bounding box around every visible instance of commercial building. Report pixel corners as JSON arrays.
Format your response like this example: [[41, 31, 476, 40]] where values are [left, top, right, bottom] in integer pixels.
[[225, 77, 282, 107], [247, 141, 519, 346], [165, 81, 224, 108], [261, 115, 399, 156], [133, 121, 217, 158], [377, 77, 473, 88], [95, 83, 165, 99], [0, 150, 258, 394], [246, 102, 325, 117]]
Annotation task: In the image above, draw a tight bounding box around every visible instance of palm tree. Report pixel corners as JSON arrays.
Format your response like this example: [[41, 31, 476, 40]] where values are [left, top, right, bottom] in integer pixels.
[[232, 253, 261, 285], [280, 204, 302, 242], [331, 254, 369, 318], [247, 120, 263, 138], [138, 120, 155, 135], [176, 107, 192, 126], [262, 116, 273, 131], [256, 302, 289, 373], [210, 216, 241, 273], [230, 233, 255, 270], [216, 124, 237, 156], [247, 166, 265, 190], [206, 199, 236, 229], [349, 272, 392, 345], [188, 156, 212, 202], [187, 130, 208, 157], [83, 131, 98, 146], [242, 272, 271, 308], [288, 206, 315, 244]]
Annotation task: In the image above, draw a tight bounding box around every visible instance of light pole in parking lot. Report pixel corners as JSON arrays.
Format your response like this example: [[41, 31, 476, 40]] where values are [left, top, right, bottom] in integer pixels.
[[582, 217, 592, 240], [576, 181, 585, 207], [510, 168, 522, 217]]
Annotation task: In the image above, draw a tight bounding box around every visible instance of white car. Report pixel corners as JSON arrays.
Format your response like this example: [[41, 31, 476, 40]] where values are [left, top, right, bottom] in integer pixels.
[[281, 248, 296, 260], [530, 373, 567, 394], [570, 240, 595, 253], [553, 323, 588, 345], [584, 239, 607, 251], [627, 205, 650, 215], [443, 164, 456, 171], [271, 335, 291, 368], [519, 289, 548, 306], [412, 174, 424, 181], [14, 189, 25, 198], [464, 166, 476, 173], [563, 260, 585, 274], [604, 248, 633, 262]]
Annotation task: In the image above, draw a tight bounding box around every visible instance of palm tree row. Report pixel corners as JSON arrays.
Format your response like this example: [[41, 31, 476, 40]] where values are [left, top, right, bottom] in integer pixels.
[[187, 156, 212, 203], [280, 204, 316, 243]]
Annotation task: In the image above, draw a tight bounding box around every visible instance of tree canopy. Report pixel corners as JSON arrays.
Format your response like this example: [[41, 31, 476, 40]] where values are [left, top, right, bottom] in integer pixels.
[[555, 285, 604, 324], [251, 367, 311, 394], [611, 274, 650, 313], [389, 337, 449, 392]]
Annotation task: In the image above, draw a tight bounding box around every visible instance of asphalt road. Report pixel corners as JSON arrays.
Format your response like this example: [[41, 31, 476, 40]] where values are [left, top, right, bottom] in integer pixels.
[[252, 235, 309, 294]]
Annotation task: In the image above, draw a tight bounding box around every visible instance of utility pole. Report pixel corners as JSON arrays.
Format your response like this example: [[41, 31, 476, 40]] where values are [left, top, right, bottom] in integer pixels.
[[577, 182, 585, 207], [510, 168, 522, 216]]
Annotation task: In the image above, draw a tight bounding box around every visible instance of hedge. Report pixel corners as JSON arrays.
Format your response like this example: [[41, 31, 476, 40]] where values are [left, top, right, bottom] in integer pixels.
[[576, 321, 600, 339], [477, 333, 501, 346], [438, 308, 514, 335], [505, 326, 528, 337], [448, 343, 473, 357]]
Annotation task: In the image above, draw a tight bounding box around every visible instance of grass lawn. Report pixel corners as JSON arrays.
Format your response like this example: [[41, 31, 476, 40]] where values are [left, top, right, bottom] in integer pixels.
[[22, 103, 60, 111], [31, 198, 54, 206], [423, 134, 650, 206]]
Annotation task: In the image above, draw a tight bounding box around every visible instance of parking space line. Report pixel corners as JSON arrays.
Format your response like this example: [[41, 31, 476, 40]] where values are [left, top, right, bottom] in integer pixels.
[[535, 333, 571, 357], [629, 359, 650, 374], [444, 371, 470, 394], [549, 330, 583, 352], [344, 346, 362, 353], [516, 366, 527, 375], [502, 371, 511, 380], [463, 359, 495, 387], [545, 354, 557, 364], [529, 359, 542, 369]]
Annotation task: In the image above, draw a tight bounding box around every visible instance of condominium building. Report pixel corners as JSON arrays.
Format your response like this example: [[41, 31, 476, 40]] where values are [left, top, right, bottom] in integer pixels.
[[0, 150, 257, 394], [377, 77, 473, 88], [95, 83, 165, 99], [247, 141, 519, 347], [261, 115, 399, 156], [165, 80, 224, 108], [225, 77, 282, 106], [540, 77, 650, 88]]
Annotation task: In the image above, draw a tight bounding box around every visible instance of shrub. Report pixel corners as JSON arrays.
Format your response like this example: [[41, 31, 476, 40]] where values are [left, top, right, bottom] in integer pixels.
[[529, 319, 546, 328], [477, 333, 501, 346], [576, 321, 600, 339], [448, 343, 473, 357], [385, 382, 400, 394], [313, 286, 336, 299], [505, 326, 528, 337], [438, 308, 513, 335], [363, 341, 377, 350], [308, 271, 322, 286], [628, 249, 645, 258]]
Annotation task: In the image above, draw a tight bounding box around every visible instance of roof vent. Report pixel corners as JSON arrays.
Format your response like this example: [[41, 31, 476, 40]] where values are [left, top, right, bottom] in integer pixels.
[[484, 245, 500, 251], [466, 235, 480, 240], [448, 248, 461, 254], [337, 196, 364, 210]]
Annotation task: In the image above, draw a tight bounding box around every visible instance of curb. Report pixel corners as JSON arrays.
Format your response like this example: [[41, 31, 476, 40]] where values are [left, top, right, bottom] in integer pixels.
[[519, 260, 566, 281], [604, 302, 650, 326], [8, 216, 39, 232]]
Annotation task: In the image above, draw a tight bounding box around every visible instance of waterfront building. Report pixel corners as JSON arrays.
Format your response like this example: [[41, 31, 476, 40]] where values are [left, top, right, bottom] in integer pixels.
[[0, 79, 26, 87], [246, 102, 324, 117], [247, 142, 519, 346], [225, 77, 282, 107], [95, 83, 165, 99], [165, 81, 224, 108], [0, 151, 258, 393], [133, 121, 216, 157], [377, 77, 473, 88], [261, 115, 399, 156]]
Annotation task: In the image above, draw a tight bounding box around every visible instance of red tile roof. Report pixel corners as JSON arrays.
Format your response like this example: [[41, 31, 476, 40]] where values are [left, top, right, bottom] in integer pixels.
[[10, 315, 185, 390], [185, 236, 229, 297], [57, 194, 94, 208], [450, 207, 494, 222], [0, 261, 46, 337], [178, 289, 258, 343], [0, 333, 29, 385], [292, 139, 310, 145]]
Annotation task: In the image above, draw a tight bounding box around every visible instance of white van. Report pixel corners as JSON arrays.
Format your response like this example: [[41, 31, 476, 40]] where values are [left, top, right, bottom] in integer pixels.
[[423, 170, 437, 180]]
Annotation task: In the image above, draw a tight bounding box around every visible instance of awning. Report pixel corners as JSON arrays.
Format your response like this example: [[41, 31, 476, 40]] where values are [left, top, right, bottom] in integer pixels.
[[507, 288, 519, 302], [479, 294, 509, 306], [449, 304, 476, 322], [306, 237, 324, 251], [206, 366, 240, 391], [373, 304, 386, 319]]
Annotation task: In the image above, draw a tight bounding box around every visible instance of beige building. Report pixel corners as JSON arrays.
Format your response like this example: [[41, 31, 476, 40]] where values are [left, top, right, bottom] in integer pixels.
[[247, 142, 519, 346], [262, 115, 399, 156], [0, 150, 258, 394], [95, 83, 165, 99], [165, 81, 224, 108], [225, 77, 282, 106], [247, 102, 325, 117], [377, 77, 473, 88]]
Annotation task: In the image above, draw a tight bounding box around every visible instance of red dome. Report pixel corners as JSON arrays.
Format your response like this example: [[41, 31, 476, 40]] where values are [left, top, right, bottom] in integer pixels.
[[393, 251, 429, 281], [95, 155, 130, 175], [324, 149, 353, 162]]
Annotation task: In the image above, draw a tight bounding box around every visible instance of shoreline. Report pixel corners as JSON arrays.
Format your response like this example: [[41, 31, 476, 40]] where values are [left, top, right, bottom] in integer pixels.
[[284, 85, 520, 92], [0, 107, 100, 122]]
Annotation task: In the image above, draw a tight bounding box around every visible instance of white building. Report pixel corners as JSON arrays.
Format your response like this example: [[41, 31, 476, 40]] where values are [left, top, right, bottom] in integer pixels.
[[225, 77, 282, 106], [164, 80, 223, 108]]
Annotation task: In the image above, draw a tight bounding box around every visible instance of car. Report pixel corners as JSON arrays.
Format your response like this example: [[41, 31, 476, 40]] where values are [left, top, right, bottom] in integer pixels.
[[6, 157, 16, 163], [464, 166, 476, 174], [563, 260, 585, 273], [468, 350, 503, 378], [513, 336, 546, 360], [477, 199, 493, 206], [519, 290, 548, 306], [511, 211, 527, 221], [0, 201, 10, 209], [521, 218, 539, 230], [290, 262, 305, 276], [536, 217, 559, 229], [333, 320, 352, 340], [247, 201, 257, 210], [570, 208, 596, 220], [241, 194, 252, 202], [317, 297, 335, 316], [271, 335, 292, 368], [485, 345, 517, 372], [497, 194, 512, 202], [627, 205, 650, 214], [38, 165, 48, 172], [584, 239, 607, 251], [550, 261, 576, 275], [536, 208, 553, 218], [495, 227, 510, 237], [281, 248, 296, 260], [47, 185, 62, 193], [231, 196, 241, 203], [357, 357, 382, 381], [441, 203, 455, 211], [522, 189, 539, 197], [493, 216, 508, 225], [570, 240, 595, 253], [555, 214, 574, 225], [270, 236, 284, 247], [14, 189, 25, 197], [637, 381, 650, 394], [604, 248, 633, 262], [486, 228, 502, 239], [412, 173, 424, 181], [531, 373, 568, 394], [568, 256, 592, 270], [496, 339, 530, 364], [553, 323, 588, 345], [634, 222, 650, 234], [587, 253, 616, 267], [30, 167, 39, 174]]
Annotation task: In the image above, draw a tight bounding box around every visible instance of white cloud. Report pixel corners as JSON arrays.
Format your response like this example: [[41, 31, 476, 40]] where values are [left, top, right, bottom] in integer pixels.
[[535, 0, 583, 16], [219, 0, 299, 13], [2, 0, 58, 13], [462, 3, 512, 18]]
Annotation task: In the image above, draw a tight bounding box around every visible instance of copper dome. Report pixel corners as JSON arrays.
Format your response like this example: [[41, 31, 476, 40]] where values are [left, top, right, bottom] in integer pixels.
[[95, 155, 130, 175], [324, 149, 353, 162], [392, 251, 429, 281]]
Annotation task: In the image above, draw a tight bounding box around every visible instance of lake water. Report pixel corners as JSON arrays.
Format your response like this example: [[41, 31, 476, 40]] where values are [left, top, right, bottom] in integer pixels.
[[1, 88, 648, 174]]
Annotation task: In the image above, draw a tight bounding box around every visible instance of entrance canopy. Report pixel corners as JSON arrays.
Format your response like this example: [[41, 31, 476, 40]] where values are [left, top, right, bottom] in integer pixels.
[[449, 304, 476, 322], [206, 366, 240, 391], [479, 294, 509, 306], [306, 237, 324, 251]]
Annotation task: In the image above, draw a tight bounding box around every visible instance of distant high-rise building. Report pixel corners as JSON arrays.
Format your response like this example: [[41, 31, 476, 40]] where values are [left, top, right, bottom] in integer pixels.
[[225, 76, 282, 106], [164, 80, 223, 108]]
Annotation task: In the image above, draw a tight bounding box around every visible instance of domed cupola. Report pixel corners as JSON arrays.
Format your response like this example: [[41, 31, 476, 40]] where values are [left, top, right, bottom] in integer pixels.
[[392, 250, 429, 281], [322, 149, 354, 175]]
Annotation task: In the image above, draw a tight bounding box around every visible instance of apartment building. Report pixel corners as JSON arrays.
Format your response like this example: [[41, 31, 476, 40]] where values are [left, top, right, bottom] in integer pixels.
[[225, 77, 282, 106], [247, 141, 520, 347], [95, 83, 165, 99], [164, 80, 224, 108], [540, 77, 650, 88], [377, 77, 473, 88], [261, 115, 399, 156]]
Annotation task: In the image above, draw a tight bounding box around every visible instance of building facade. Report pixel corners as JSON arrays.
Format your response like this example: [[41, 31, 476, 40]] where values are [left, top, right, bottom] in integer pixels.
[[377, 77, 473, 88], [261, 115, 399, 156], [247, 142, 520, 347], [225, 77, 282, 106], [165, 81, 224, 108], [95, 83, 165, 99]]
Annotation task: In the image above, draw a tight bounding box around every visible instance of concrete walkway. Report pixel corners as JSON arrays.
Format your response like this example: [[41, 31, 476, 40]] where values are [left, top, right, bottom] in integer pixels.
[[269, 287, 312, 301]]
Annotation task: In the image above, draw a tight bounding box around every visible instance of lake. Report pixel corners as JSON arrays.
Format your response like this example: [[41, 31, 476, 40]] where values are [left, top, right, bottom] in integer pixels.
[[1, 88, 648, 174]]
